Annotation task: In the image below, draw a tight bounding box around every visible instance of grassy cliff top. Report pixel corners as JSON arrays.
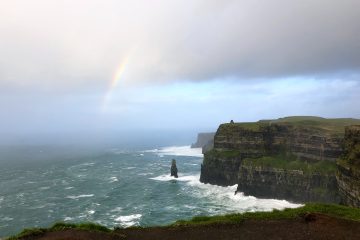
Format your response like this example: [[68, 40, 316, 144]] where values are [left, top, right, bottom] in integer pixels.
[[219, 116, 360, 136]]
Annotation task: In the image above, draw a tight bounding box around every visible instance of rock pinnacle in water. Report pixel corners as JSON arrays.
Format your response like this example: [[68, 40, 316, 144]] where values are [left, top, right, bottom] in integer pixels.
[[171, 159, 178, 178]]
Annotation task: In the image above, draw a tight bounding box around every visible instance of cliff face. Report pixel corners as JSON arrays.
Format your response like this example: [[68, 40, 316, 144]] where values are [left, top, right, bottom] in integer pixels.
[[191, 132, 215, 153], [238, 166, 339, 203], [214, 122, 343, 162], [337, 125, 360, 207], [200, 117, 360, 203], [200, 151, 241, 186]]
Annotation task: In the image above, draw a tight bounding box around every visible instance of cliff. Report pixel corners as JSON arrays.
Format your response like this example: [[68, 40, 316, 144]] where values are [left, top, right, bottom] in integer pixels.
[[213, 117, 346, 161], [201, 116, 360, 203], [238, 165, 339, 203], [337, 125, 360, 207], [191, 132, 215, 153]]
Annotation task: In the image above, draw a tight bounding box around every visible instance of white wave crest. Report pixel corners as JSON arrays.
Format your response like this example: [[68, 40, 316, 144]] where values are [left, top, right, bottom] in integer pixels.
[[115, 214, 142, 227], [124, 167, 136, 170], [138, 172, 153, 176], [3, 217, 13, 221], [110, 177, 119, 183], [111, 207, 123, 212], [150, 174, 302, 213], [150, 174, 197, 182], [80, 162, 95, 167], [64, 217, 74, 221], [66, 194, 94, 200], [144, 146, 203, 157]]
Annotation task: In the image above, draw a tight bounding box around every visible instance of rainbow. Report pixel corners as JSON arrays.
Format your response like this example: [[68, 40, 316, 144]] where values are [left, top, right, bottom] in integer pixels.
[[102, 56, 129, 111]]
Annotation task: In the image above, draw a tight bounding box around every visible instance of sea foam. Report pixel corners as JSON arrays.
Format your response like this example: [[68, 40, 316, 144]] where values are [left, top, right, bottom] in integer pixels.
[[150, 174, 302, 213], [109, 177, 119, 183], [144, 145, 203, 157], [115, 214, 142, 227], [66, 194, 94, 200]]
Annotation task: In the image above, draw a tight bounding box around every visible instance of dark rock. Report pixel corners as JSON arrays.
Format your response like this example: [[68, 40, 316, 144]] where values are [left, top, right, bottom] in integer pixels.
[[303, 213, 317, 222], [171, 159, 178, 178], [237, 165, 340, 203], [337, 125, 360, 207], [200, 150, 241, 186]]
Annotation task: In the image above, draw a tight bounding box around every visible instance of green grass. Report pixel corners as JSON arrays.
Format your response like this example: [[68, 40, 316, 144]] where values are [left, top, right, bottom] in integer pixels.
[[7, 222, 111, 240], [220, 116, 360, 136], [7, 228, 46, 240], [173, 203, 360, 226], [50, 222, 111, 232], [242, 155, 337, 175], [219, 122, 266, 132], [269, 116, 360, 136]]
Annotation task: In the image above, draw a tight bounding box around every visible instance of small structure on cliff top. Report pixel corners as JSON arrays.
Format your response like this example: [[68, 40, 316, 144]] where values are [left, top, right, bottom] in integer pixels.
[[171, 159, 178, 178]]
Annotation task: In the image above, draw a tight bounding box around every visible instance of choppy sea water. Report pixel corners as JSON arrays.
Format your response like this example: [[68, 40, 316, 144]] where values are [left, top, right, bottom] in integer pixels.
[[0, 146, 301, 237]]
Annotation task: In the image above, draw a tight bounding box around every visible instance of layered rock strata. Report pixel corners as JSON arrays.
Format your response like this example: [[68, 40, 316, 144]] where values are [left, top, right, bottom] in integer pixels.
[[337, 125, 360, 207], [238, 166, 339, 203], [200, 117, 357, 203]]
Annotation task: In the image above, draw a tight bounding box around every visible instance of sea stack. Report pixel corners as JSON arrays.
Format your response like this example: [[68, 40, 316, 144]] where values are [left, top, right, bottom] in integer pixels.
[[171, 159, 178, 178]]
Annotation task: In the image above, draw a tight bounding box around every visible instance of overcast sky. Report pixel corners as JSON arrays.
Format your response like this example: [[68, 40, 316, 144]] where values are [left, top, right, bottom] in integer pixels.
[[0, 0, 359, 144]]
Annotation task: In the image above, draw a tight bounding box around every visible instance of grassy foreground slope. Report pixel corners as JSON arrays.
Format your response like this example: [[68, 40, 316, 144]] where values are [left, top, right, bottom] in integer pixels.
[[8, 203, 360, 240]]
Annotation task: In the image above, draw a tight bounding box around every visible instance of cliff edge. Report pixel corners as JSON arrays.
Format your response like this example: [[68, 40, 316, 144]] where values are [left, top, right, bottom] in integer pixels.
[[200, 116, 360, 203]]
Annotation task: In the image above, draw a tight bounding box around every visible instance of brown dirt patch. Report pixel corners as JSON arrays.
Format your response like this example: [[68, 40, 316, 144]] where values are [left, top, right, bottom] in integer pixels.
[[19, 214, 360, 240]]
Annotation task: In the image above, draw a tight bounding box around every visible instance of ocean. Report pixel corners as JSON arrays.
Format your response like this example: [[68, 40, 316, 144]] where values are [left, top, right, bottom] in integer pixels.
[[0, 145, 301, 237]]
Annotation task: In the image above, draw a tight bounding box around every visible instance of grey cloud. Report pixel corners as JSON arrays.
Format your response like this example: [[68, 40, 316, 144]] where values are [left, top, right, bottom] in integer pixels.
[[0, 0, 360, 89]]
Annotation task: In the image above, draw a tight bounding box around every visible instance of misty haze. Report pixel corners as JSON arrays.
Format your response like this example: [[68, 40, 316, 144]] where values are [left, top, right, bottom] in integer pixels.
[[1, 1, 360, 239]]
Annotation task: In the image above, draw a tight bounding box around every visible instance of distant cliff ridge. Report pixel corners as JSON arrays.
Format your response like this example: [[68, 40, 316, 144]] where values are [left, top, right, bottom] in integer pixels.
[[191, 132, 215, 153], [200, 116, 360, 204]]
